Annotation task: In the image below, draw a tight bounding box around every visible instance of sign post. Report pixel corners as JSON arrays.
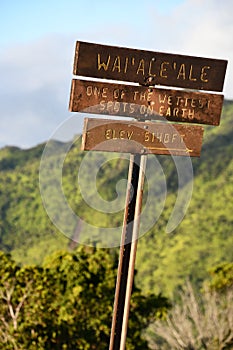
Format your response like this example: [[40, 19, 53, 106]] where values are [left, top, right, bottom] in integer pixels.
[[109, 153, 142, 350], [119, 154, 147, 350], [68, 41, 227, 350]]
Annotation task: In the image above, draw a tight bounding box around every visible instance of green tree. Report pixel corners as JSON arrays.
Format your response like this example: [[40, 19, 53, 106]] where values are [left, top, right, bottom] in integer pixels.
[[42, 246, 169, 349], [0, 251, 58, 349], [0, 247, 170, 349], [208, 262, 233, 291]]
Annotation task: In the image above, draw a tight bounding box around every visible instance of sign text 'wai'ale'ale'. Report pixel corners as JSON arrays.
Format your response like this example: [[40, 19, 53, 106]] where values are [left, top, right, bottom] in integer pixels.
[[73, 41, 227, 91]]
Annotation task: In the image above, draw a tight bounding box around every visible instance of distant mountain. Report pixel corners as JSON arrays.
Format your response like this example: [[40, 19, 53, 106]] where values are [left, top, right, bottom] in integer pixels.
[[0, 100, 232, 296]]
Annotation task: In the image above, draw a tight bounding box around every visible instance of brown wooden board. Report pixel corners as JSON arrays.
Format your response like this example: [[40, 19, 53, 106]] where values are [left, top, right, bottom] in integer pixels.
[[73, 41, 227, 92], [70, 79, 224, 126], [82, 118, 204, 157]]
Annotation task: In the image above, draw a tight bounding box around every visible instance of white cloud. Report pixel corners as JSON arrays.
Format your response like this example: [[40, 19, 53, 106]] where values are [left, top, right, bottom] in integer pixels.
[[177, 0, 232, 98], [0, 34, 81, 148], [144, 0, 232, 97]]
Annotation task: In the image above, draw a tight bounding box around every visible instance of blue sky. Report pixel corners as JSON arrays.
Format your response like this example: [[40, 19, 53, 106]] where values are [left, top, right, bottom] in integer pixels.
[[1, 0, 184, 45], [0, 0, 232, 148]]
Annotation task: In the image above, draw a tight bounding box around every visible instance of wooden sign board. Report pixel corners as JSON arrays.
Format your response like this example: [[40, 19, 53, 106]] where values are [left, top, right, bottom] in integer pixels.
[[70, 79, 224, 126], [82, 118, 204, 157], [73, 41, 227, 92]]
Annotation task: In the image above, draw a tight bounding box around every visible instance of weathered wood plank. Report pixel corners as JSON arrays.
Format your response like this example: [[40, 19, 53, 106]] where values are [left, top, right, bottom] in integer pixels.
[[69, 79, 224, 126], [73, 41, 227, 92], [82, 118, 204, 157]]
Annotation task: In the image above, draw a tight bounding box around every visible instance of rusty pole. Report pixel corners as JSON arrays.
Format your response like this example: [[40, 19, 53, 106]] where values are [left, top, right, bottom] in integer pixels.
[[120, 154, 147, 349], [109, 153, 147, 350], [109, 153, 141, 350]]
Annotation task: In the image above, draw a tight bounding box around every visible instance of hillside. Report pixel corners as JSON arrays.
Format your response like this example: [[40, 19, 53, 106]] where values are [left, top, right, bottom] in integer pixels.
[[0, 100, 233, 296], [136, 99, 233, 295]]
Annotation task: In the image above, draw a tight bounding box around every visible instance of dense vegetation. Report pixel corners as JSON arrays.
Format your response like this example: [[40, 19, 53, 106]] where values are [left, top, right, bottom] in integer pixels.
[[0, 100, 232, 348], [0, 247, 170, 349], [0, 251, 231, 349]]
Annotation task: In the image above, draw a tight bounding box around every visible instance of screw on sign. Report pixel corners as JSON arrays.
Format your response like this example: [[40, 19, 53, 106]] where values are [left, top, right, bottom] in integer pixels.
[[69, 41, 227, 350]]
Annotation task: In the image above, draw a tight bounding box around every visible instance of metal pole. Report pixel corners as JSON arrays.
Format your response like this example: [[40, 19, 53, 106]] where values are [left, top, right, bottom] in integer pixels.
[[120, 154, 147, 349], [109, 153, 141, 350]]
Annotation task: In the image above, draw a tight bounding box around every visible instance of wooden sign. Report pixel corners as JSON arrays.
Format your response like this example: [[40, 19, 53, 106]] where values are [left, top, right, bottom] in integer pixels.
[[73, 41, 227, 92], [82, 118, 204, 157], [70, 79, 224, 126]]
